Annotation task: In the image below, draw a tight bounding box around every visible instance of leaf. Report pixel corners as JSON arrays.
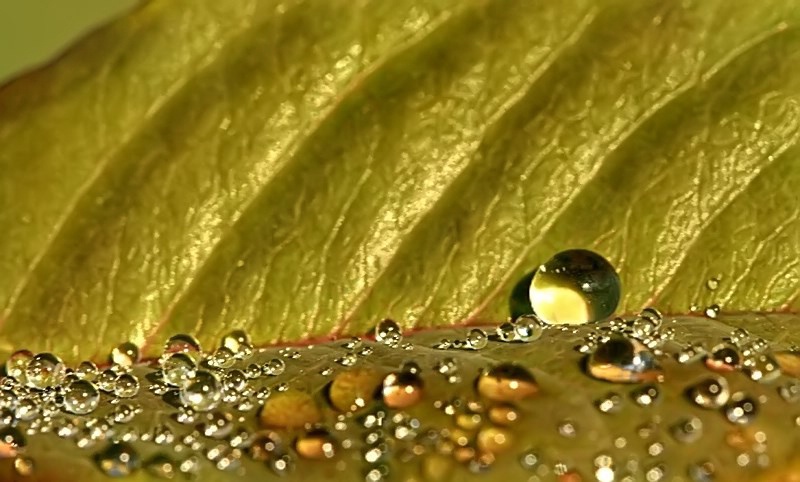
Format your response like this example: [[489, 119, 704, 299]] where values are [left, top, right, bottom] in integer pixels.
[[4, 314, 800, 482], [0, 0, 798, 362]]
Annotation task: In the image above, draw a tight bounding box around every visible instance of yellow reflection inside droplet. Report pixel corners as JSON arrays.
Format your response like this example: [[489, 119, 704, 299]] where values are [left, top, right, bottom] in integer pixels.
[[528, 284, 590, 325]]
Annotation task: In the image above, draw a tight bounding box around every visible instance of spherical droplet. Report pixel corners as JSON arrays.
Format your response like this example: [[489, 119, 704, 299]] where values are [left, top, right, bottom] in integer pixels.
[[587, 336, 663, 383], [476, 426, 512, 454], [221, 329, 253, 359], [724, 392, 758, 425], [382, 371, 424, 409], [513, 315, 545, 342], [671, 417, 703, 443], [529, 249, 620, 325], [163, 334, 202, 356], [466, 328, 489, 350], [201, 411, 234, 439], [94, 441, 141, 477], [743, 354, 781, 383], [144, 453, 177, 479], [76, 361, 99, 380], [688, 377, 730, 409], [0, 427, 26, 458], [249, 431, 284, 461], [375, 319, 403, 347], [25, 353, 65, 389], [223, 369, 248, 393], [595, 392, 623, 414], [328, 368, 382, 412], [262, 358, 286, 376], [705, 344, 741, 372], [4, 350, 32, 380], [631, 384, 660, 407], [295, 428, 337, 459], [13, 455, 34, 477], [110, 342, 140, 367], [114, 374, 140, 398], [64, 379, 100, 415], [476, 363, 538, 402], [180, 371, 221, 412], [259, 390, 321, 429], [162, 353, 197, 387]]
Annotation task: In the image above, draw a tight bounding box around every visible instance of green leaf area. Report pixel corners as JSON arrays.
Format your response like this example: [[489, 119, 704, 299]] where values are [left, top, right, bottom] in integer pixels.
[[0, 0, 798, 363]]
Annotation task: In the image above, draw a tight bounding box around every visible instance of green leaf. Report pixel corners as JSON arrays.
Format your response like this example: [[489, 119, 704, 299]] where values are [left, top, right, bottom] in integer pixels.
[[0, 0, 798, 362]]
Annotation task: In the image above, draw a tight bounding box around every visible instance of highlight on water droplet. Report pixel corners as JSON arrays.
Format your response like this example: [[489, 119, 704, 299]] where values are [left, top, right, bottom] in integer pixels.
[[527, 249, 621, 325], [476, 363, 538, 402], [25, 353, 65, 389], [179, 371, 221, 412], [382, 371, 424, 409], [94, 441, 141, 477], [587, 336, 663, 384], [295, 427, 337, 459], [110, 342, 140, 367], [64, 379, 100, 415], [688, 376, 730, 409], [374, 319, 403, 347]]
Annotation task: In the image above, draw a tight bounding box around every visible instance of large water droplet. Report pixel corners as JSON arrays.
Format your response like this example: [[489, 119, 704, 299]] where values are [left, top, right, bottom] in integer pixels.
[[114, 374, 140, 398], [476, 364, 538, 402], [705, 344, 741, 372], [0, 427, 26, 458], [221, 329, 253, 359], [110, 342, 140, 367], [529, 249, 620, 325], [162, 353, 197, 387], [382, 371, 424, 409], [466, 328, 488, 350], [587, 336, 663, 383], [94, 442, 141, 477], [4, 350, 32, 380], [25, 353, 65, 389], [64, 379, 100, 415], [688, 377, 730, 409], [375, 319, 403, 347], [180, 371, 221, 412], [743, 354, 781, 383], [724, 392, 758, 425], [164, 334, 202, 356], [144, 453, 177, 479]]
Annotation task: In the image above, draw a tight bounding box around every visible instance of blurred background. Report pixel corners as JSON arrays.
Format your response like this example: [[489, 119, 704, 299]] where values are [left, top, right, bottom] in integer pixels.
[[0, 0, 137, 83]]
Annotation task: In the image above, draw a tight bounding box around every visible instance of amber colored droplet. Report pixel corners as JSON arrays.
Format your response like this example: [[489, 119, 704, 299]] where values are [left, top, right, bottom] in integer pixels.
[[448, 429, 471, 448], [774, 351, 800, 378], [453, 447, 476, 463], [476, 364, 538, 402], [249, 431, 284, 461], [476, 427, 512, 454], [455, 413, 482, 431], [259, 391, 321, 429], [488, 404, 520, 426], [420, 454, 454, 482], [382, 371, 424, 409], [328, 368, 382, 412], [295, 428, 336, 459], [587, 336, 663, 384], [705, 344, 741, 373]]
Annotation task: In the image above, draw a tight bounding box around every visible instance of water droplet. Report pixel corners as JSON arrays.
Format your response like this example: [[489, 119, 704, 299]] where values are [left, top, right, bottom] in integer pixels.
[[208, 347, 235, 369], [632, 316, 660, 339], [75, 360, 98, 380], [689, 377, 730, 408], [328, 368, 381, 412], [705, 277, 720, 291], [595, 392, 623, 413], [249, 430, 284, 460], [144, 453, 177, 479], [382, 371, 424, 409], [262, 358, 286, 376], [705, 344, 741, 372], [13, 455, 34, 476], [112, 403, 137, 424], [221, 329, 253, 359], [375, 319, 403, 347], [201, 411, 233, 439], [295, 427, 336, 459], [466, 328, 488, 350], [63, 379, 100, 415], [631, 385, 660, 406], [496, 322, 516, 342], [730, 327, 750, 346], [587, 336, 663, 383], [95, 442, 141, 477], [259, 390, 321, 429], [487, 404, 520, 426], [223, 369, 248, 393], [529, 249, 620, 325], [594, 454, 616, 482], [514, 315, 545, 342], [164, 334, 202, 356], [0, 427, 26, 458], [688, 460, 716, 482], [110, 342, 140, 367], [676, 343, 707, 364], [476, 426, 512, 454], [400, 360, 421, 374], [96, 369, 118, 392], [778, 381, 800, 403], [162, 353, 197, 387], [671, 417, 703, 443], [25, 353, 65, 389], [519, 449, 540, 470], [704, 304, 721, 319], [477, 364, 538, 402], [557, 420, 578, 437], [114, 374, 140, 398], [724, 392, 758, 425], [743, 354, 781, 383], [4, 350, 32, 380], [180, 371, 221, 412]]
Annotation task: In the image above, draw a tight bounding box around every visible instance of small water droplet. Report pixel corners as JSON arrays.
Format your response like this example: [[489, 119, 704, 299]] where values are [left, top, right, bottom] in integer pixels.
[[529, 249, 620, 325], [557, 420, 578, 438], [632, 316, 660, 339], [688, 460, 716, 482], [13, 454, 34, 476], [75, 360, 98, 380], [743, 354, 781, 383], [63, 379, 100, 415], [180, 371, 221, 412], [729, 327, 750, 346], [144, 453, 177, 479], [25, 353, 65, 389], [496, 322, 516, 342], [706, 277, 720, 291], [5, 350, 32, 380], [519, 449, 540, 470], [375, 319, 403, 347], [223, 369, 248, 393], [671, 417, 703, 443], [587, 336, 663, 383], [295, 427, 337, 459], [263, 358, 286, 376], [110, 342, 140, 367], [724, 392, 758, 425], [382, 371, 423, 409], [164, 334, 202, 356], [0, 427, 26, 458], [595, 392, 623, 413], [477, 364, 538, 402], [466, 328, 489, 349], [705, 344, 741, 372], [689, 376, 730, 408], [476, 426, 512, 454], [704, 304, 721, 319], [677, 343, 707, 364], [631, 384, 660, 406], [221, 329, 253, 359], [94, 441, 141, 477], [513, 315, 545, 342], [162, 353, 197, 387], [208, 347, 236, 369], [96, 369, 118, 392], [202, 411, 234, 439], [114, 374, 140, 398]]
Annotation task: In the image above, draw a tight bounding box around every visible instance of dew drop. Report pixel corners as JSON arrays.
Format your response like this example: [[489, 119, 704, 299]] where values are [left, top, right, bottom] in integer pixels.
[[632, 316, 660, 339], [208, 347, 235, 369], [96, 369, 118, 392], [587, 336, 663, 383], [25, 353, 65, 389], [595, 392, 623, 414], [778, 381, 800, 403], [95, 441, 141, 477], [476, 363, 538, 402], [221, 329, 253, 359], [249, 430, 284, 461], [519, 449, 540, 470], [110, 342, 140, 367], [557, 420, 578, 437], [13, 454, 34, 476], [676, 343, 707, 364], [688, 376, 730, 408], [706, 277, 720, 291], [63, 379, 100, 415], [704, 304, 721, 319], [114, 374, 140, 398], [671, 417, 703, 443], [743, 354, 781, 383], [295, 427, 337, 459], [466, 328, 489, 350], [162, 353, 197, 387], [263, 358, 286, 376], [724, 392, 758, 425], [513, 315, 545, 342], [631, 384, 660, 407], [529, 249, 621, 325], [0, 427, 26, 458], [76, 361, 99, 380], [164, 334, 202, 356], [201, 411, 234, 439], [180, 371, 221, 412], [328, 368, 382, 413], [144, 453, 177, 479], [705, 344, 741, 372], [4, 350, 32, 380], [375, 319, 403, 347], [730, 327, 750, 346], [382, 371, 424, 409], [223, 369, 248, 393]]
